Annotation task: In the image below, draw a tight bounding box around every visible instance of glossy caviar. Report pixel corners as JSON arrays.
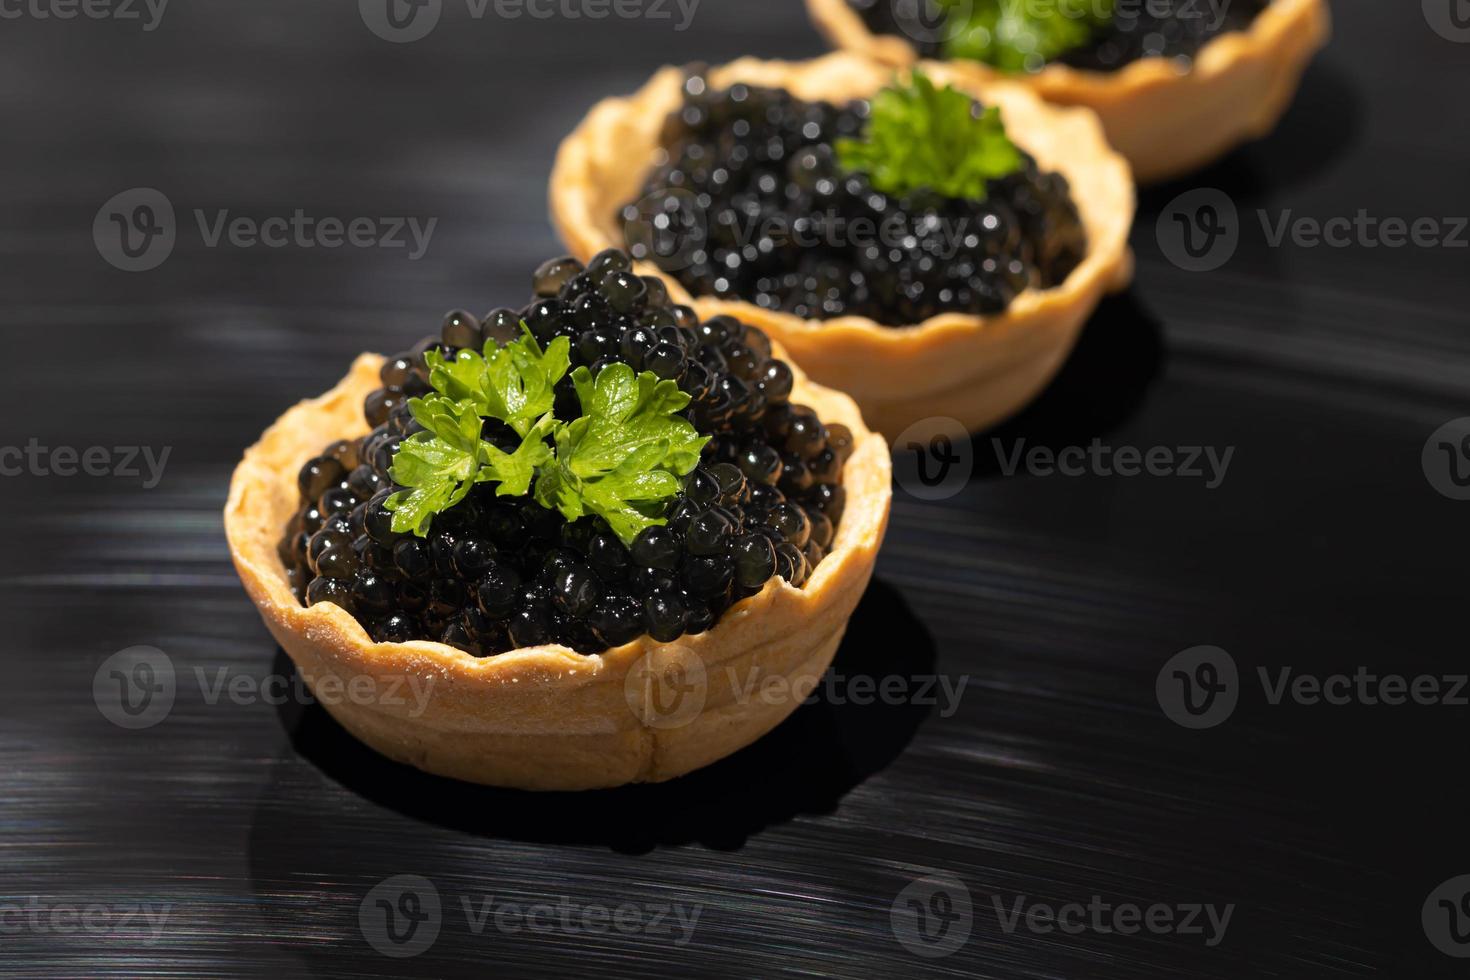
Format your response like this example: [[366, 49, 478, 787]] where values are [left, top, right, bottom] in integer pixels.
[[622, 75, 1085, 326], [277, 249, 853, 656], [848, 0, 1273, 72]]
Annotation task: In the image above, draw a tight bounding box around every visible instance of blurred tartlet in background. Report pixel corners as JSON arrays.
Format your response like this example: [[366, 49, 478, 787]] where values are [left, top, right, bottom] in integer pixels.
[[807, 0, 1330, 183], [551, 53, 1133, 439]]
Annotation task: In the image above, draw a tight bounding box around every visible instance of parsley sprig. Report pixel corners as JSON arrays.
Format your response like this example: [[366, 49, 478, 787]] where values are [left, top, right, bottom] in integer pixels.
[[835, 71, 1023, 201], [383, 329, 708, 544], [424, 331, 570, 437], [535, 363, 708, 544], [940, 0, 1114, 73], [386, 397, 555, 537]]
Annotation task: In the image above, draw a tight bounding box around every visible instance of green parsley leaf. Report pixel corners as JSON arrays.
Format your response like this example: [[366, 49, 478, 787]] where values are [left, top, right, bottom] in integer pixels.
[[480, 412, 558, 498], [941, 0, 1114, 73], [534, 363, 708, 544], [384, 324, 701, 541], [423, 348, 490, 409], [483, 329, 571, 437], [835, 70, 1023, 201], [383, 396, 555, 536], [422, 328, 571, 437], [383, 396, 483, 536]]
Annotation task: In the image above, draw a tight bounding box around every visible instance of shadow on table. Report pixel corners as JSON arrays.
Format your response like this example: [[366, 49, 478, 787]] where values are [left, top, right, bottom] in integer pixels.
[[1140, 60, 1365, 210], [889, 288, 1164, 486], [256, 578, 934, 853], [996, 288, 1166, 445], [886, 289, 1166, 488]]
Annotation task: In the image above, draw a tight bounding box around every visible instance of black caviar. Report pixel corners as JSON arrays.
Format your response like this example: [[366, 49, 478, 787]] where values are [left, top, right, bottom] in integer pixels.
[[621, 75, 1085, 327], [278, 249, 853, 657], [848, 0, 1273, 72]]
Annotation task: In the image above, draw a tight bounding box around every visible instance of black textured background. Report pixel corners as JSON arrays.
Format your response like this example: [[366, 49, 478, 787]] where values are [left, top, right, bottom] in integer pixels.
[[2, 1, 1469, 977]]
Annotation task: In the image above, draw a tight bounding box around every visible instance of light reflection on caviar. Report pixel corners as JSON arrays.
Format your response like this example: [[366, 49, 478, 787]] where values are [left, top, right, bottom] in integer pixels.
[[621, 76, 1086, 327], [279, 250, 852, 657]]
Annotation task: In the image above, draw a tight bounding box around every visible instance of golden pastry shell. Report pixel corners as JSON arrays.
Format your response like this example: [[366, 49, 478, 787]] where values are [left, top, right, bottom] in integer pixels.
[[225, 352, 892, 791], [805, 0, 1331, 183], [549, 52, 1135, 439]]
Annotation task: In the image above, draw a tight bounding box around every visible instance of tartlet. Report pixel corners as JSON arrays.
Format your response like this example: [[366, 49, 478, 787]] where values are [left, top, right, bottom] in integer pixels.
[[550, 52, 1134, 439], [807, 0, 1331, 183], [225, 326, 891, 792]]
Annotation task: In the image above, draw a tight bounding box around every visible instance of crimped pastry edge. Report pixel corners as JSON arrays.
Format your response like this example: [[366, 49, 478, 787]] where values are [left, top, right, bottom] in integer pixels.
[[224, 350, 892, 790], [806, 0, 1331, 183], [549, 51, 1135, 437]]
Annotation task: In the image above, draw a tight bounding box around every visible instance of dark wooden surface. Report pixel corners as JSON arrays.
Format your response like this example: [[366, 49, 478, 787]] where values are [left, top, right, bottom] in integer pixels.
[[2, 1, 1468, 976]]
